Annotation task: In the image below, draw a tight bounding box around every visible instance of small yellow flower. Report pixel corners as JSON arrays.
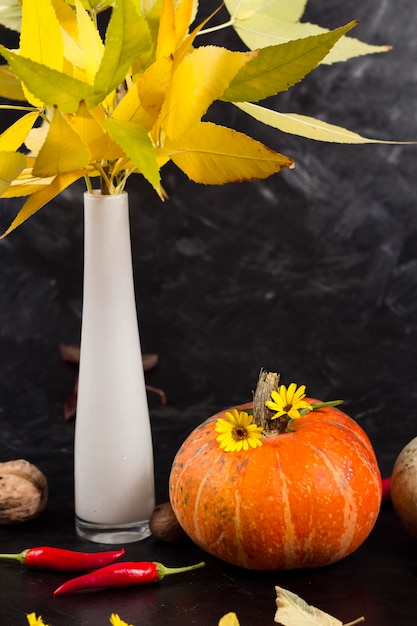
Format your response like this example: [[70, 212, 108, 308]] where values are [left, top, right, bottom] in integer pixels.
[[265, 383, 312, 421], [26, 615, 48, 626], [215, 409, 263, 452], [109, 615, 133, 626]]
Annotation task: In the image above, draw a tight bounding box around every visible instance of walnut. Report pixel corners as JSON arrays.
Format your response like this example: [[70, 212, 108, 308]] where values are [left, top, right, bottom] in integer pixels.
[[149, 501, 188, 543], [0, 459, 48, 524]]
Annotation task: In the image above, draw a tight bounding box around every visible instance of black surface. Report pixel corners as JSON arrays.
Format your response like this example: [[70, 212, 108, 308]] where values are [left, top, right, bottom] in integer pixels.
[[1, 0, 417, 623]]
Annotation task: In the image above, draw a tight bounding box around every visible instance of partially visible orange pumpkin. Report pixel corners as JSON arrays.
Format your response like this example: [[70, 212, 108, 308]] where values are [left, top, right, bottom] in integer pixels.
[[169, 374, 382, 570]]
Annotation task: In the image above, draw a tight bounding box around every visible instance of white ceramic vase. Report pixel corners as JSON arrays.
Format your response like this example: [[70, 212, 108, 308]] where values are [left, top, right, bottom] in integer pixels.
[[74, 191, 155, 544]]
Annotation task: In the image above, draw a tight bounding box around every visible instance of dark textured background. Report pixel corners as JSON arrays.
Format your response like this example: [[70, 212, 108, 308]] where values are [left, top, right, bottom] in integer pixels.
[[1, 0, 416, 485], [1, 1, 417, 624]]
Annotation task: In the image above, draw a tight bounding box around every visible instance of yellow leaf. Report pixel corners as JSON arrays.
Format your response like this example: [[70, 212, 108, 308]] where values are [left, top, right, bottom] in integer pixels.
[[173, 7, 221, 66], [52, 0, 87, 77], [155, 46, 255, 142], [156, 0, 175, 59], [75, 0, 104, 83], [173, 0, 196, 48], [163, 121, 293, 184], [224, 4, 390, 65], [114, 55, 173, 131], [235, 102, 405, 144], [219, 612, 240, 626], [0, 112, 39, 151], [138, 55, 173, 116], [224, 0, 310, 24], [112, 84, 153, 130], [0, 151, 26, 195], [0, 65, 26, 101], [20, 0, 63, 69], [1, 170, 85, 237], [2, 181, 51, 198], [70, 101, 124, 160], [32, 107, 91, 177], [51, 0, 78, 39], [20, 0, 64, 105]]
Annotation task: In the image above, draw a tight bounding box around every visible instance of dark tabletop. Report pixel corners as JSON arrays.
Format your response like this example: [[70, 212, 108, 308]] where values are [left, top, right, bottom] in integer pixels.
[[1, 0, 417, 624]]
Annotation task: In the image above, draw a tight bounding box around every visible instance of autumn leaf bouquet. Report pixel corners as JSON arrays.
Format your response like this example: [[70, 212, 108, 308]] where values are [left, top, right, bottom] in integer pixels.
[[0, 0, 389, 237]]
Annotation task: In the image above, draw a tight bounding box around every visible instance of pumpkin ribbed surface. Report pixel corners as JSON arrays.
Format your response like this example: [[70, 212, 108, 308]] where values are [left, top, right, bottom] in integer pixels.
[[169, 402, 382, 570]]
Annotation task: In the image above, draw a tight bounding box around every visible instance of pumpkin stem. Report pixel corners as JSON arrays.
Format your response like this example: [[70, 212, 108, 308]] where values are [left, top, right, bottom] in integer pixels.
[[253, 370, 288, 434]]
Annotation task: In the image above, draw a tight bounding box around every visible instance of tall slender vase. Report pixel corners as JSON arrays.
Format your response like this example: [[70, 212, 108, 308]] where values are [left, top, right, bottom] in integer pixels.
[[74, 191, 155, 544]]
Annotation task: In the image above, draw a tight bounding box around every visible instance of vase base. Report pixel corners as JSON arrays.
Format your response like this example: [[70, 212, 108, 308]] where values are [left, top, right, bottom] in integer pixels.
[[75, 516, 151, 544]]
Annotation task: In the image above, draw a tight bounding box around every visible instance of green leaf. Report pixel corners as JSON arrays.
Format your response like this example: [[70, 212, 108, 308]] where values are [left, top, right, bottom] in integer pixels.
[[163, 121, 293, 184], [235, 102, 404, 144], [0, 151, 26, 195], [0, 46, 93, 113], [136, 0, 163, 50], [90, 0, 153, 106], [104, 117, 161, 192], [224, 0, 390, 65], [221, 22, 356, 103]]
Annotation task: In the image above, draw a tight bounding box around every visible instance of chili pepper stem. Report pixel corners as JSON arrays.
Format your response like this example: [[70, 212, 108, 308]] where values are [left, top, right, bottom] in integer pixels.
[[156, 561, 206, 580], [0, 549, 28, 564]]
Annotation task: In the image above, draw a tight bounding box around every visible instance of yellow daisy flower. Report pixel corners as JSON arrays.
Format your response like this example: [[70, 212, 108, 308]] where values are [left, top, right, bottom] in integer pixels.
[[26, 615, 48, 626], [265, 383, 312, 421], [215, 409, 263, 452]]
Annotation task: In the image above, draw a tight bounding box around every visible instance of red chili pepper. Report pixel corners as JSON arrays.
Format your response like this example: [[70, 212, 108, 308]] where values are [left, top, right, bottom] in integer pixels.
[[53, 560, 206, 595], [0, 546, 125, 571]]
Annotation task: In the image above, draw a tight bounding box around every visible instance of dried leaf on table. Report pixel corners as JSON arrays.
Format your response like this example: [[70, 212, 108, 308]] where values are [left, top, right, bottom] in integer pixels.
[[59, 343, 80, 364], [275, 586, 365, 626], [142, 353, 159, 371], [60, 344, 166, 419], [218, 613, 240, 626]]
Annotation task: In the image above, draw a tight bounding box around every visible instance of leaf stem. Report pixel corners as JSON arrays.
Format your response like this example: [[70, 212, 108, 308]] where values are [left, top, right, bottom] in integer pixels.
[[198, 19, 234, 36], [84, 174, 93, 195], [344, 617, 365, 626], [310, 400, 344, 410], [0, 105, 40, 112]]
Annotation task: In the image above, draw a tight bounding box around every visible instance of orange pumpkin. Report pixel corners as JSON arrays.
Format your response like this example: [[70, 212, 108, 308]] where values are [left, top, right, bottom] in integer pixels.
[[169, 375, 382, 570]]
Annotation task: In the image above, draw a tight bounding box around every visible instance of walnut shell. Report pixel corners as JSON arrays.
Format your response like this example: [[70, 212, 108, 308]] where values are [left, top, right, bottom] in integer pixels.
[[0, 459, 48, 524], [149, 501, 188, 543]]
